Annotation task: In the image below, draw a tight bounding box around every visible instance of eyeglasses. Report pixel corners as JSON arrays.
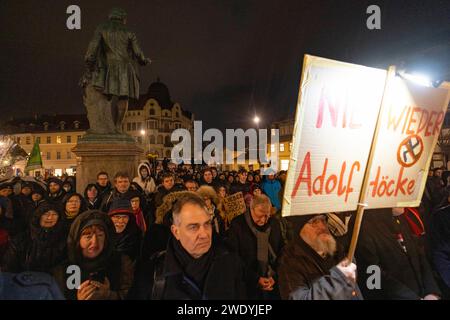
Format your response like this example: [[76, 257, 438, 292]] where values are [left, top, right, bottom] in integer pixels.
[[112, 215, 129, 221], [42, 212, 58, 217]]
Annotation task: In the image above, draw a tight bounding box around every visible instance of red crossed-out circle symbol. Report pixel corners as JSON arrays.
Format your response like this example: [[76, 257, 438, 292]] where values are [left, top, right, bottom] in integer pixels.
[[396, 134, 424, 168]]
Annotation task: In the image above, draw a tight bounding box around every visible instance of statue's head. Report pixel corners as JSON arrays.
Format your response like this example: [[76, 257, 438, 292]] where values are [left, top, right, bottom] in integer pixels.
[[108, 7, 127, 24]]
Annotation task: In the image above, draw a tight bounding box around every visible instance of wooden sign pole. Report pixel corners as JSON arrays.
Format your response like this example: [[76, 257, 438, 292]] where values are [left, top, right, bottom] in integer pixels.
[[346, 65, 397, 263]]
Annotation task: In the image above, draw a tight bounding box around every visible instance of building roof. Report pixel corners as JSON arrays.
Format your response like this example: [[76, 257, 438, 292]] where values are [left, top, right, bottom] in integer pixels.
[[129, 78, 193, 119], [0, 114, 89, 134]]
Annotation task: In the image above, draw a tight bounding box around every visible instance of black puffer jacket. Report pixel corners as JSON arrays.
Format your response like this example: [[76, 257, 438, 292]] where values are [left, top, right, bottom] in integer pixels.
[[1, 204, 66, 274]]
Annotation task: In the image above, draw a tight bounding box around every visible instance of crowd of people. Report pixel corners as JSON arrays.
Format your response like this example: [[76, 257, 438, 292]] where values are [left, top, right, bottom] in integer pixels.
[[0, 161, 449, 300]]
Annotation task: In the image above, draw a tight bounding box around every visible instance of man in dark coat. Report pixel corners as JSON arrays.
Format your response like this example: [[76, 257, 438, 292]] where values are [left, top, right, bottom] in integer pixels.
[[96, 171, 112, 201], [226, 194, 284, 299], [47, 177, 66, 207], [229, 168, 251, 196], [154, 172, 184, 208], [199, 168, 217, 188], [355, 208, 441, 300], [128, 193, 246, 300], [278, 214, 361, 300], [100, 172, 133, 213]]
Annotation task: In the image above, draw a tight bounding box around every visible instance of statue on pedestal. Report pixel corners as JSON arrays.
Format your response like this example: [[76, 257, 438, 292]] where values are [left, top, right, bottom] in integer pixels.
[[80, 8, 150, 134]]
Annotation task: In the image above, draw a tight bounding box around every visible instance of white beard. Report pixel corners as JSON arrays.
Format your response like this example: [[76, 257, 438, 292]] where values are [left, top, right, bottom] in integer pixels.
[[303, 232, 337, 257]]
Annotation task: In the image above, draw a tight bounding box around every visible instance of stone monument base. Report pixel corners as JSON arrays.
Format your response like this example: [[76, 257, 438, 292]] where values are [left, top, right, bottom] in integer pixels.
[[72, 133, 143, 192]]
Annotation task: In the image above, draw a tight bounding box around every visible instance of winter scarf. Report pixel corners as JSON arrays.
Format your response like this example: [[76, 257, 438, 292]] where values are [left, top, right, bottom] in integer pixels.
[[244, 210, 276, 277], [171, 237, 214, 290], [133, 207, 147, 233]]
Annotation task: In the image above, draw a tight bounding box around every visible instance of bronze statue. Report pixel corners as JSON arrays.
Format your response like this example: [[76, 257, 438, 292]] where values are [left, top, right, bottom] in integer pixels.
[[81, 8, 150, 134]]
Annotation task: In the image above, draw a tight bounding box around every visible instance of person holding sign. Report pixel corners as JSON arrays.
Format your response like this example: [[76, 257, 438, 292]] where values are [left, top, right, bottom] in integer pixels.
[[355, 208, 441, 300], [277, 215, 361, 300]]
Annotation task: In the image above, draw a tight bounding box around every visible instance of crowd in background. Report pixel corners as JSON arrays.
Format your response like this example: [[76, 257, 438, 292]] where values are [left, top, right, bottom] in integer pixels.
[[0, 159, 449, 300]]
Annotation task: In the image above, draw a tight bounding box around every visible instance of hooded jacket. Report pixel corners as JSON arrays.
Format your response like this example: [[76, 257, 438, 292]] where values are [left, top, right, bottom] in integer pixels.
[[133, 163, 156, 195], [61, 193, 88, 235], [83, 184, 102, 210], [110, 211, 142, 262], [1, 204, 67, 274], [53, 210, 134, 300], [46, 178, 66, 206], [261, 178, 282, 210]]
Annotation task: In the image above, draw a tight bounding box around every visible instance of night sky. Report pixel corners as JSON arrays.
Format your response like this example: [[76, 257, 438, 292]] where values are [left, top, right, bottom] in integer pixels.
[[0, 0, 449, 131]]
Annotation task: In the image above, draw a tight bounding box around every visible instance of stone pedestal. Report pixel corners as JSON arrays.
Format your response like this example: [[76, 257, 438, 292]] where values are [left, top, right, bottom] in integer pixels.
[[72, 133, 143, 192]]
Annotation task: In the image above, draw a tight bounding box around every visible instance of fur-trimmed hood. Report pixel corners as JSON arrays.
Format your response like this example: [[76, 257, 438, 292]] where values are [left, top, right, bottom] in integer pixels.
[[155, 191, 197, 224]]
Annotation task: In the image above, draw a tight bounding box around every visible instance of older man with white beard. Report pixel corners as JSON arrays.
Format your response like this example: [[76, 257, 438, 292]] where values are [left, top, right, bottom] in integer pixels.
[[277, 214, 362, 300]]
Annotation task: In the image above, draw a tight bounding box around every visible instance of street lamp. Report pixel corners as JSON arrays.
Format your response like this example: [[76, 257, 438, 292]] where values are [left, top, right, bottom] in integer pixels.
[[140, 129, 146, 136], [253, 116, 260, 125]]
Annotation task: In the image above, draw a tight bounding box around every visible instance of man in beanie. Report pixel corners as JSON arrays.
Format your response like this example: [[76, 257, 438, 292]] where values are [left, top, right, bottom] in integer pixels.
[[30, 184, 48, 210], [277, 214, 361, 300], [47, 177, 66, 205], [108, 199, 142, 261]]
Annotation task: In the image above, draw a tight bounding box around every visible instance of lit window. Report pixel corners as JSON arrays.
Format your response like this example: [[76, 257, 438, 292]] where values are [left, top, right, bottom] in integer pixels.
[[77, 135, 82, 141], [56, 136, 61, 144], [281, 159, 289, 171], [280, 144, 285, 152]]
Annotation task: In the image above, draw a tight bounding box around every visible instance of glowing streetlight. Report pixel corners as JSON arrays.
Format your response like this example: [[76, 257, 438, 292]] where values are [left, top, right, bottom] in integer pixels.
[[140, 129, 146, 136], [401, 72, 432, 87], [253, 116, 260, 125]]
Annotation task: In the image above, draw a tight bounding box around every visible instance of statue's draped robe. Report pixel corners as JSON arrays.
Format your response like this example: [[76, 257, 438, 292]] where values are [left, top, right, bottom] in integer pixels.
[[85, 20, 146, 100]]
